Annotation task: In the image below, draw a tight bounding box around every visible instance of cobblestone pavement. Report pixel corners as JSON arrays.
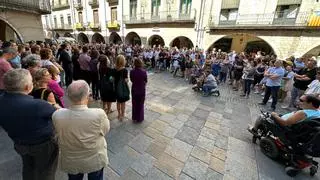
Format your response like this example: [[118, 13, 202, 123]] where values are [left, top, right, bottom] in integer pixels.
[[0, 72, 319, 180]]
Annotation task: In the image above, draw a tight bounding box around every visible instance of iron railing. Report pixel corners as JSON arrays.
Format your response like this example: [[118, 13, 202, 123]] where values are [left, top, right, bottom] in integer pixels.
[[123, 9, 196, 24], [88, 0, 99, 8], [0, 0, 51, 14], [52, 1, 70, 11], [209, 11, 314, 27], [52, 24, 73, 30], [74, 0, 83, 10]]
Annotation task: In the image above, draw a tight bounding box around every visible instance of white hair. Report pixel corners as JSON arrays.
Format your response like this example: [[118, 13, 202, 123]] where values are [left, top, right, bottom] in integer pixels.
[[67, 80, 90, 103], [4, 69, 32, 93]]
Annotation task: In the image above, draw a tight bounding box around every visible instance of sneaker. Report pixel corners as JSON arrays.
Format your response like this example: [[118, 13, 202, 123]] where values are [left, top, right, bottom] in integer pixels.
[[254, 91, 260, 94], [258, 102, 266, 105], [261, 92, 265, 96], [268, 99, 272, 103], [240, 94, 246, 97], [247, 125, 257, 135]]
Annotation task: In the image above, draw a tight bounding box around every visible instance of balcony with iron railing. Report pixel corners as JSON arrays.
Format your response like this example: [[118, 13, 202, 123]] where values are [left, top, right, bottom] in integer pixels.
[[208, 11, 319, 29], [88, 0, 99, 8], [0, 0, 51, 14], [52, 24, 73, 30], [89, 22, 101, 30], [107, 20, 120, 30], [123, 9, 196, 25], [52, 1, 70, 11], [74, 0, 83, 10], [75, 23, 86, 31]]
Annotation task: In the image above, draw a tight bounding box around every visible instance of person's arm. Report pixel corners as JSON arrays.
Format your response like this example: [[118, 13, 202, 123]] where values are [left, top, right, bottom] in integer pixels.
[[100, 110, 110, 135], [124, 69, 129, 83], [47, 92, 57, 105], [50, 81, 64, 97], [145, 71, 148, 83], [271, 111, 306, 126], [129, 70, 133, 83]]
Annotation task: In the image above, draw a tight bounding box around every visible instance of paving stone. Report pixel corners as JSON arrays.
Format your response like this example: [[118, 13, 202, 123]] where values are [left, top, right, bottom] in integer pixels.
[[190, 146, 211, 164], [145, 142, 167, 159], [215, 135, 229, 150], [228, 137, 255, 158], [206, 116, 222, 124], [218, 126, 230, 137], [224, 160, 258, 180], [176, 114, 190, 122], [209, 156, 225, 174], [107, 130, 136, 154], [162, 126, 178, 138], [168, 120, 185, 129], [192, 108, 210, 119], [206, 169, 223, 180], [105, 166, 121, 180], [209, 112, 223, 119], [182, 156, 208, 180], [200, 127, 218, 140], [179, 173, 194, 180], [212, 147, 226, 161], [175, 125, 200, 146], [131, 153, 155, 177], [159, 113, 176, 124], [145, 167, 174, 180], [149, 120, 170, 133], [204, 121, 220, 131], [165, 138, 193, 162], [143, 127, 162, 139], [196, 136, 216, 152], [109, 146, 141, 176], [154, 153, 185, 179], [223, 174, 237, 180], [153, 133, 171, 146], [185, 116, 206, 132], [120, 168, 144, 180], [128, 133, 152, 153]]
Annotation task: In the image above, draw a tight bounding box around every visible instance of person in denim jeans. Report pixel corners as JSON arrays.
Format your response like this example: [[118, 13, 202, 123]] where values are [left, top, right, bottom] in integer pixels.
[[259, 60, 285, 111], [203, 71, 217, 96]]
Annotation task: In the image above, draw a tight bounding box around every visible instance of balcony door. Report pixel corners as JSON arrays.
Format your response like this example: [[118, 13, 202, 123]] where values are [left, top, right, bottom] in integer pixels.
[[111, 7, 117, 23], [180, 0, 192, 15], [60, 16, 64, 28], [130, 0, 137, 19], [78, 11, 83, 24], [152, 0, 160, 19], [93, 10, 99, 26], [54, 16, 57, 28]]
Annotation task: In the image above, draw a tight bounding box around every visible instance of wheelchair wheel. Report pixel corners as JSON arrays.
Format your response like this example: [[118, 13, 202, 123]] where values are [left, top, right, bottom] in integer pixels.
[[310, 165, 318, 176], [260, 137, 279, 159], [285, 166, 300, 177]]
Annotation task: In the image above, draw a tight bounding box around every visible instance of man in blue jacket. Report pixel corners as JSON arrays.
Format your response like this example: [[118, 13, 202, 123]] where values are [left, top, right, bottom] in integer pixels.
[[0, 69, 58, 180]]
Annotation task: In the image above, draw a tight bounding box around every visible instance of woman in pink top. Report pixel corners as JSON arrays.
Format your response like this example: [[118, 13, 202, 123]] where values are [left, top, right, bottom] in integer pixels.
[[46, 65, 65, 107]]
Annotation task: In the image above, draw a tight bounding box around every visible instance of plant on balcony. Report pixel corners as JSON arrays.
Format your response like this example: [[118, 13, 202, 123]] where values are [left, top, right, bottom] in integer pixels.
[[89, 22, 101, 31], [75, 23, 86, 31], [107, 21, 120, 30]]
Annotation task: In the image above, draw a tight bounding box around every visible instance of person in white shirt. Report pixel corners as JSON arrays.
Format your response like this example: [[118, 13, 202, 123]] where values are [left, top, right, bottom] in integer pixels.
[[52, 80, 110, 180], [305, 68, 320, 96]]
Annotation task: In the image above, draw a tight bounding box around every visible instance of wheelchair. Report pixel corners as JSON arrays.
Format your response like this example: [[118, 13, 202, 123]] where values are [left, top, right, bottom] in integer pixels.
[[249, 111, 320, 177]]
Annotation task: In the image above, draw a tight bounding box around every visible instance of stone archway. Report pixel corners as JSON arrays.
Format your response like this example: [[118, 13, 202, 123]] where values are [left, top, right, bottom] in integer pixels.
[[64, 32, 73, 37], [170, 36, 193, 49], [0, 18, 23, 43], [302, 44, 320, 57], [148, 35, 165, 47], [109, 32, 122, 45], [78, 33, 89, 44], [207, 33, 275, 55], [92, 33, 105, 43], [125, 32, 141, 45]]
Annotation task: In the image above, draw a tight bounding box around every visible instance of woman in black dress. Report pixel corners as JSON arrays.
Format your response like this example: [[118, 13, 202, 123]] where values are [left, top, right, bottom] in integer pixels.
[[115, 55, 130, 121], [98, 55, 116, 114]]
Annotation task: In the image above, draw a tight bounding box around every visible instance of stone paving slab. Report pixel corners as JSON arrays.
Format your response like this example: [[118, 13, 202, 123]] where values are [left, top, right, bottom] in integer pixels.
[[1, 72, 319, 180]]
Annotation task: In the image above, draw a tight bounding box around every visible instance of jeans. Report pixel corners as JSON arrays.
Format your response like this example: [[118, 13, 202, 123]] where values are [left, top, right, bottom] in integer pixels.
[[68, 168, 104, 180], [262, 86, 280, 109], [219, 72, 227, 83], [203, 84, 215, 94], [244, 79, 253, 95], [14, 139, 58, 180], [289, 86, 305, 107]]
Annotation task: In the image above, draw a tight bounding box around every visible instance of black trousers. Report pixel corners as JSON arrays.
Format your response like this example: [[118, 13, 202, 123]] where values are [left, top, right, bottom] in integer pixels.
[[64, 67, 73, 87], [14, 139, 58, 180], [90, 71, 99, 99], [263, 86, 280, 109]]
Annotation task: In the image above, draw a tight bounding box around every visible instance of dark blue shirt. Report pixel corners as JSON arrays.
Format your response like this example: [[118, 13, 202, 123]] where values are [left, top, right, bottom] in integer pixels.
[[0, 92, 55, 145]]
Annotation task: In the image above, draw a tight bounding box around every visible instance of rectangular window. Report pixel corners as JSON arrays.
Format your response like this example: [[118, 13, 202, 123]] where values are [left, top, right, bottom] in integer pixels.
[[78, 11, 83, 24], [151, 0, 160, 16], [60, 16, 64, 26], [180, 0, 192, 14], [111, 7, 117, 22], [275, 5, 299, 18], [93, 10, 99, 25], [130, 0, 137, 18], [67, 14, 72, 25], [53, 16, 57, 28]]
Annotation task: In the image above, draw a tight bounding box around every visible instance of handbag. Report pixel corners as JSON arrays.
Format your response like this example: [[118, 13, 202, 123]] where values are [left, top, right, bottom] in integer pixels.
[[116, 70, 130, 100]]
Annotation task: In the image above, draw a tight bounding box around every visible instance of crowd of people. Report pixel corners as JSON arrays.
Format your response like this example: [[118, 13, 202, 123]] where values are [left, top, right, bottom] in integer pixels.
[[0, 39, 320, 179]]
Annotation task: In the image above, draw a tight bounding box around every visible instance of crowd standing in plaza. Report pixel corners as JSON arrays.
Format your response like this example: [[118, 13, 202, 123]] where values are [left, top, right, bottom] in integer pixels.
[[0, 39, 320, 179]]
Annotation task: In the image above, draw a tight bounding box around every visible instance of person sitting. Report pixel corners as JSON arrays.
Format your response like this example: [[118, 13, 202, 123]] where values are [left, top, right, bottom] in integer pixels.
[[248, 94, 320, 134], [202, 71, 218, 96]]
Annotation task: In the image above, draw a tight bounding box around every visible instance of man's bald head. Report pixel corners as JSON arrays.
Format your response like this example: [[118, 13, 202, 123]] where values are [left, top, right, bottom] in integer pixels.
[[67, 80, 90, 104]]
